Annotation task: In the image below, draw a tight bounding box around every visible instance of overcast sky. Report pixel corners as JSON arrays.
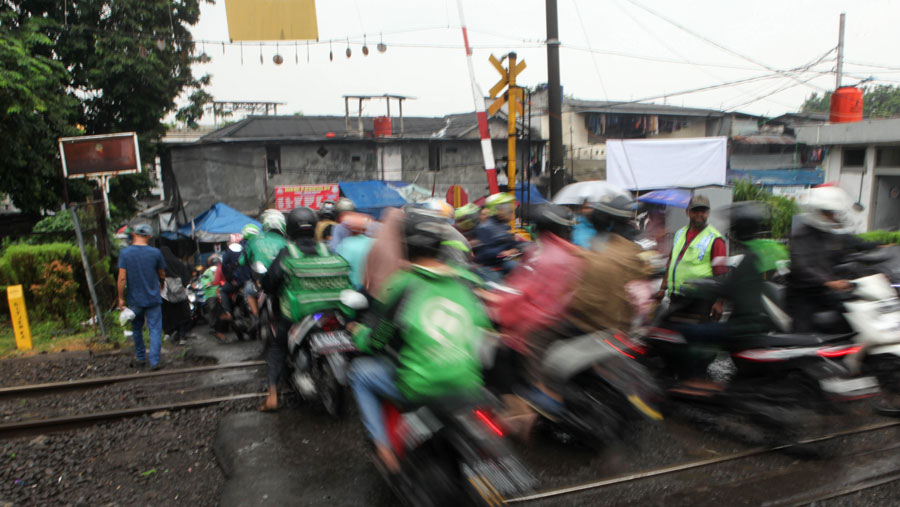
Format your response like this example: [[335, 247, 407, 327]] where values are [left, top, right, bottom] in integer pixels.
[[187, 0, 900, 122]]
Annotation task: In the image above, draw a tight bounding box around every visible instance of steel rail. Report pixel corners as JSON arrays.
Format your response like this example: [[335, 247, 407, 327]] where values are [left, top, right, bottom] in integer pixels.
[[783, 472, 900, 506], [506, 420, 900, 503], [0, 360, 265, 397], [0, 392, 264, 435]]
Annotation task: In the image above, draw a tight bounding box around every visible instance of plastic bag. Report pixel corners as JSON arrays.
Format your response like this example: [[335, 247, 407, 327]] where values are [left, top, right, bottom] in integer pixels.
[[119, 307, 136, 326]]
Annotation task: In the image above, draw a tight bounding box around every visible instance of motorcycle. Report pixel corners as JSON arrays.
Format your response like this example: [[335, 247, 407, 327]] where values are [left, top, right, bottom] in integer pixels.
[[484, 330, 663, 450], [764, 246, 900, 393], [187, 279, 206, 328], [641, 276, 878, 430], [286, 289, 368, 417], [375, 395, 536, 506]]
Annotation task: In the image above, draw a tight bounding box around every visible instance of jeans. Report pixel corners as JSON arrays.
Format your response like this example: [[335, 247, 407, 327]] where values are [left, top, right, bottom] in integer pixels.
[[132, 305, 162, 366], [348, 357, 407, 447]]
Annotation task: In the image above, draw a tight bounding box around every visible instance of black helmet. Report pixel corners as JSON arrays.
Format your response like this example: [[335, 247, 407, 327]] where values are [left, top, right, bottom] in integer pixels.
[[730, 201, 768, 241], [404, 208, 448, 259], [526, 204, 575, 240], [588, 194, 638, 239], [287, 206, 318, 239], [318, 200, 337, 221]]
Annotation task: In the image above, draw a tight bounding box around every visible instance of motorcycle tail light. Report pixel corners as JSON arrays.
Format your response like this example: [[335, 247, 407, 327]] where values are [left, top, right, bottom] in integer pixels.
[[604, 339, 636, 359], [613, 332, 646, 355], [817, 345, 863, 358], [474, 409, 504, 437], [320, 316, 340, 332]]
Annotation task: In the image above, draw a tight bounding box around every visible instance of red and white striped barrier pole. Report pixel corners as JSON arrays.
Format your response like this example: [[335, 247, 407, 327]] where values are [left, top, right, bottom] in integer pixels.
[[457, 0, 500, 195]]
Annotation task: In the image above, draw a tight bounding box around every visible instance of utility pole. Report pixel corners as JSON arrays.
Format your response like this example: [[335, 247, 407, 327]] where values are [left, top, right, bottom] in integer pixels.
[[546, 0, 565, 196], [836, 13, 846, 89]]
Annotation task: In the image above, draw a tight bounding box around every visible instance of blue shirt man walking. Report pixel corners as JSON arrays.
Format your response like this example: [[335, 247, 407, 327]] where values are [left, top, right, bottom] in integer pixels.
[[117, 224, 166, 369]]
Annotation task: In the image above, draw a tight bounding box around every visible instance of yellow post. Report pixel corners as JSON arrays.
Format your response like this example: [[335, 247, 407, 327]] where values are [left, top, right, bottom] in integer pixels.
[[507, 53, 518, 194], [6, 285, 33, 350]]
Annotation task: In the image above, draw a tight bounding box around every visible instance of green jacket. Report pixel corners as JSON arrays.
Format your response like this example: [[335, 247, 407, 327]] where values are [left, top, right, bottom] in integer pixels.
[[200, 266, 218, 300], [241, 231, 288, 271], [666, 225, 723, 296], [353, 265, 489, 401]]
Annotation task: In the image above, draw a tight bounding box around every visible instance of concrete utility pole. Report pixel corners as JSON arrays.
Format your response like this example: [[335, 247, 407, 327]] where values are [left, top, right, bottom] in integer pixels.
[[546, 0, 565, 197], [836, 13, 846, 89]]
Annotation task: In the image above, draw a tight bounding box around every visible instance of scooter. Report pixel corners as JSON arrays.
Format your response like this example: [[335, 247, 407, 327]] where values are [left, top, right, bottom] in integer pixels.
[[484, 330, 663, 450], [375, 395, 537, 507], [764, 246, 900, 393], [286, 289, 368, 417], [641, 276, 878, 430]]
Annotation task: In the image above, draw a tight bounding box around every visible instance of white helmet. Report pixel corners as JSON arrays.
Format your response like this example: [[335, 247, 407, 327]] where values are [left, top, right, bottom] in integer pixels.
[[260, 209, 286, 235], [797, 186, 854, 233]]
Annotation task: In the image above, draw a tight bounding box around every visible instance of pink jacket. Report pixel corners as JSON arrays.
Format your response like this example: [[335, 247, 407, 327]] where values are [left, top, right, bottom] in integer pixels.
[[488, 233, 584, 352]]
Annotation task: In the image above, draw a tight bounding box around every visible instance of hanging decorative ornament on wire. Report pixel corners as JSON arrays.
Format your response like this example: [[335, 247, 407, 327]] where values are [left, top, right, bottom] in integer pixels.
[[345, 38, 351, 58], [377, 33, 387, 53], [139, 46, 149, 58], [156, 39, 166, 51], [362, 35, 369, 56], [273, 42, 283, 65], [199, 42, 210, 64]]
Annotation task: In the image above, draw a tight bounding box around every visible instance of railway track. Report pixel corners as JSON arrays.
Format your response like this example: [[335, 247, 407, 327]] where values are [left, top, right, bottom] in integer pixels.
[[507, 420, 900, 505], [0, 360, 268, 438]]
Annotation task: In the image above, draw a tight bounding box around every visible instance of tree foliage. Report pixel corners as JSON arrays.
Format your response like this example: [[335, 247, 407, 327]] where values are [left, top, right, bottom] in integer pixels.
[[732, 179, 797, 240], [800, 85, 900, 118], [1, 1, 213, 214]]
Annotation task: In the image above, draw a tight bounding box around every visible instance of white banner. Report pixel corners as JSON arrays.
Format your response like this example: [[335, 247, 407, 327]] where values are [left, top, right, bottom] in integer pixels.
[[607, 137, 727, 190]]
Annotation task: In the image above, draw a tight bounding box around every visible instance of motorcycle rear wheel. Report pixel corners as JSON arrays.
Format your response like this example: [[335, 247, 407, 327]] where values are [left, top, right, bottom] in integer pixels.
[[315, 357, 345, 418]]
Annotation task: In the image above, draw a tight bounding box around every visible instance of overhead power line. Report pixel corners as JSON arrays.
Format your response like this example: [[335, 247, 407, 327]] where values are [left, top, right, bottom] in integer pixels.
[[622, 0, 834, 92]]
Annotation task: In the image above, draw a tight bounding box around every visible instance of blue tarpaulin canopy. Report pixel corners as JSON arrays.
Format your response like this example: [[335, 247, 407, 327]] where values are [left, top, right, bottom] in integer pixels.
[[339, 180, 408, 217], [637, 188, 692, 209], [515, 183, 548, 205], [177, 202, 261, 243]]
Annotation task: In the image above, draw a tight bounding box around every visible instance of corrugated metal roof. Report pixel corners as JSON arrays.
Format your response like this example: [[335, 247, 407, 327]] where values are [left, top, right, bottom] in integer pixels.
[[732, 135, 798, 145], [198, 114, 507, 143]]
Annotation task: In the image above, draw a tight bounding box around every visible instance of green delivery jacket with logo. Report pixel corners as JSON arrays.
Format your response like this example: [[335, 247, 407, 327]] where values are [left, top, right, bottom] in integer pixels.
[[241, 231, 288, 271], [352, 265, 490, 401]]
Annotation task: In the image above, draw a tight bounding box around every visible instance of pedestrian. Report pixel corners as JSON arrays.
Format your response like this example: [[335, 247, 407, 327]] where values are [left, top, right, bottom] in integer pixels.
[[160, 246, 192, 344], [117, 224, 166, 370]]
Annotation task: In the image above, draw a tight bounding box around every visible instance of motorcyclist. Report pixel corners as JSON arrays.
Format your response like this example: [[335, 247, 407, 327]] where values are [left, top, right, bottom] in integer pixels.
[[199, 254, 221, 325], [348, 207, 491, 473], [472, 192, 521, 282], [454, 203, 481, 241], [661, 201, 775, 389], [315, 200, 338, 242], [259, 207, 353, 411], [240, 211, 288, 322], [335, 211, 376, 291], [327, 197, 358, 251], [214, 233, 249, 340], [787, 186, 879, 332]]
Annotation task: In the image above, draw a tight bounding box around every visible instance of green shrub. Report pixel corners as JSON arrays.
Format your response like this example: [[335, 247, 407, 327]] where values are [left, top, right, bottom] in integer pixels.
[[30, 260, 79, 327], [857, 230, 900, 245], [732, 179, 798, 239], [0, 243, 115, 316]]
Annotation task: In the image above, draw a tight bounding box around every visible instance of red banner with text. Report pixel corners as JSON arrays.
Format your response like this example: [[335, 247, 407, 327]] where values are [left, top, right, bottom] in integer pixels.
[[274, 184, 339, 211]]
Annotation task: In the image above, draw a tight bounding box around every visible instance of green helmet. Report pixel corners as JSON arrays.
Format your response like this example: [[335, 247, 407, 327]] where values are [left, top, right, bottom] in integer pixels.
[[484, 192, 515, 215], [454, 203, 481, 231], [260, 209, 286, 235], [241, 223, 261, 238]]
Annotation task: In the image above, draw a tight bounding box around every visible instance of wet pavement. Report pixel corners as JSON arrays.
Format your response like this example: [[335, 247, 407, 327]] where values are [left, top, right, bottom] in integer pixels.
[[213, 393, 900, 506]]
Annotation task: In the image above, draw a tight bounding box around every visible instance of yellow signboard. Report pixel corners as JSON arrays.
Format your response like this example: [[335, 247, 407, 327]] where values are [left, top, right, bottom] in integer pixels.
[[6, 285, 32, 350], [225, 0, 319, 41]]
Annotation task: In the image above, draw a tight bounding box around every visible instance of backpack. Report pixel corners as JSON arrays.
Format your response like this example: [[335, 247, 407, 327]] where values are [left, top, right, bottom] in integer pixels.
[[279, 242, 353, 322]]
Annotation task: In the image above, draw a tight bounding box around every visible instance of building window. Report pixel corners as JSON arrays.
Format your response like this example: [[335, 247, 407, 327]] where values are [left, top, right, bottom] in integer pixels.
[[351, 155, 361, 162], [428, 142, 441, 172], [445, 146, 458, 154], [877, 147, 900, 167], [266, 145, 281, 176], [843, 148, 865, 166]]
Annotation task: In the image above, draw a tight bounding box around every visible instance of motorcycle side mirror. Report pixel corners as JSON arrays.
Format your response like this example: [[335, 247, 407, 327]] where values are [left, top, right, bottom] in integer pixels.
[[340, 289, 369, 310], [253, 261, 268, 275]]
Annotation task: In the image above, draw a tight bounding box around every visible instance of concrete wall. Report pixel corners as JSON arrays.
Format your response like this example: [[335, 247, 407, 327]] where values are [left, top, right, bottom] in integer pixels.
[[168, 144, 267, 218], [650, 120, 709, 140], [168, 139, 517, 218]]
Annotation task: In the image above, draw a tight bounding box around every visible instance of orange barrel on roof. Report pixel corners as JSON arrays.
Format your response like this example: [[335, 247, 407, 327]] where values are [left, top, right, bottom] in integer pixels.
[[373, 116, 392, 137], [830, 86, 864, 123]]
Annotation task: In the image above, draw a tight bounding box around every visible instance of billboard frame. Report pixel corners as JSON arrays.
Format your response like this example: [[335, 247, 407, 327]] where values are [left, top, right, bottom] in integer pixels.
[[59, 132, 142, 179]]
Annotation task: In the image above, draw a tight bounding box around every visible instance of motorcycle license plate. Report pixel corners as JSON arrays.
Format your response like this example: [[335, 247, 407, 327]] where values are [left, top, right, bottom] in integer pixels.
[[310, 331, 355, 353], [820, 376, 879, 397]]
